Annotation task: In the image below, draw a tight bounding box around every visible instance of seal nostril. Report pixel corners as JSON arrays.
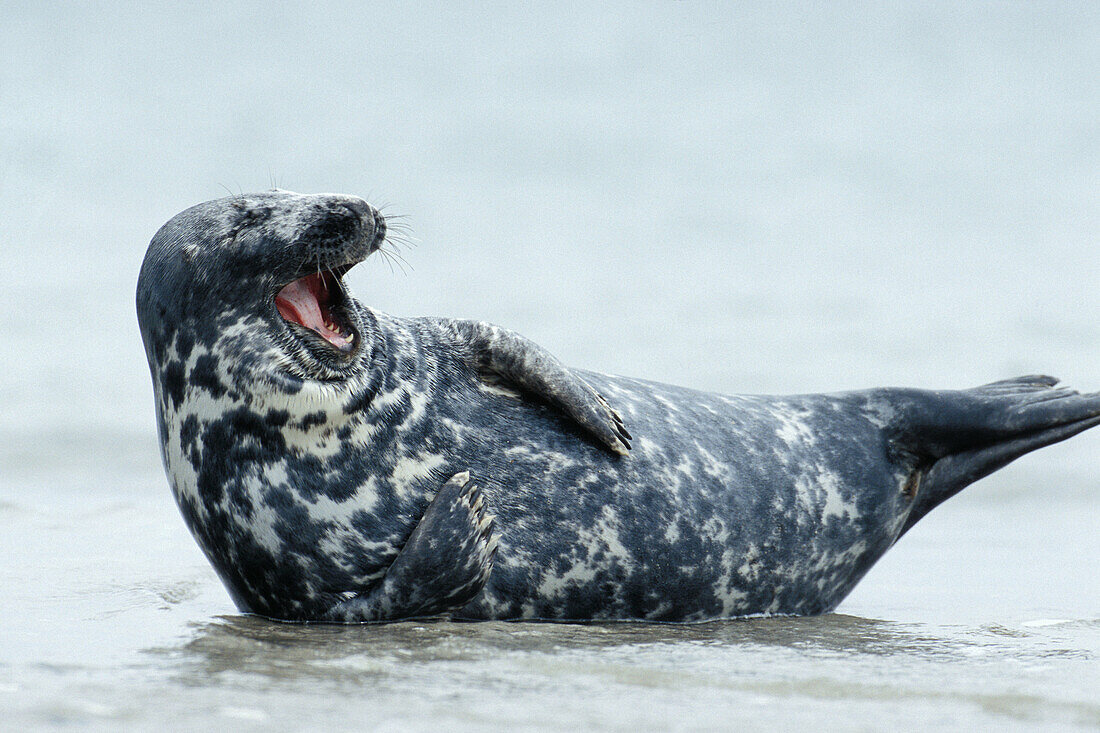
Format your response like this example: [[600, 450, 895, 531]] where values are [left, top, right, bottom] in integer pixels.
[[338, 198, 373, 221]]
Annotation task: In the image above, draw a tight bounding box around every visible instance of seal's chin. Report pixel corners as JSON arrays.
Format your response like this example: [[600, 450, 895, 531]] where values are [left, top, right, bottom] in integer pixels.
[[275, 267, 356, 353]]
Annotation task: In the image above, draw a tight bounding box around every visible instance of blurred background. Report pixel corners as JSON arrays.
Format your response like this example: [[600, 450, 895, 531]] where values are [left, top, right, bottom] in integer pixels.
[[1, 2, 1097, 730]]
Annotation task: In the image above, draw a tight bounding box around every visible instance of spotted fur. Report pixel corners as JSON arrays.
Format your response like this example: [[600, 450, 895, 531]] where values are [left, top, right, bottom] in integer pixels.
[[137, 190, 1100, 623]]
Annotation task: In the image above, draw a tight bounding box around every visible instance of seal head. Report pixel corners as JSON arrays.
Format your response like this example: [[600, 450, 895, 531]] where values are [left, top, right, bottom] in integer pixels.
[[138, 190, 385, 384]]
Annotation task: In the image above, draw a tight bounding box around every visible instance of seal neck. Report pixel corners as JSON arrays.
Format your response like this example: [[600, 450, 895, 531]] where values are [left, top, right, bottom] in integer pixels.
[[253, 304, 385, 419], [334, 310, 439, 418]]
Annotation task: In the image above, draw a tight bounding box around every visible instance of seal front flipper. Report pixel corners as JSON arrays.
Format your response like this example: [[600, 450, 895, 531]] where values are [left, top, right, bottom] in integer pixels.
[[323, 472, 497, 623], [449, 320, 632, 455]]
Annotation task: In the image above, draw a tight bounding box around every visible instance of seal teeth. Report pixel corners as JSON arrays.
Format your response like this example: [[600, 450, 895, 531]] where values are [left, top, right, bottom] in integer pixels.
[[276, 271, 355, 350]]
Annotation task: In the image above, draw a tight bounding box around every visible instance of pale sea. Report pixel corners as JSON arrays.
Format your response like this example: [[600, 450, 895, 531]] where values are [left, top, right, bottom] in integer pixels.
[[1, 3, 1098, 730]]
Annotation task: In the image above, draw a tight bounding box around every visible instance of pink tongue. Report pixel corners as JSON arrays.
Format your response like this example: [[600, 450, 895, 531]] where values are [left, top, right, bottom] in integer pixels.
[[276, 276, 326, 332], [275, 275, 352, 349]]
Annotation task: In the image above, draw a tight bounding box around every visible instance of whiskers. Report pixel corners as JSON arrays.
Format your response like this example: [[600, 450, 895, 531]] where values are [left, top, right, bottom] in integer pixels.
[[287, 245, 338, 288], [375, 246, 412, 276], [217, 182, 245, 198], [374, 205, 418, 276]]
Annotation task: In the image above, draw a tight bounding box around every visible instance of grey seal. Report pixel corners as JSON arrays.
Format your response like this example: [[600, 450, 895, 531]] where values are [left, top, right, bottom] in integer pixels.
[[136, 190, 1100, 623]]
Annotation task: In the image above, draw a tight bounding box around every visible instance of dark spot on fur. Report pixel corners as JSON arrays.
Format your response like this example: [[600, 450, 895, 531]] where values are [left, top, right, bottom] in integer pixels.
[[174, 329, 195, 363], [263, 485, 296, 512], [180, 415, 200, 460], [274, 501, 328, 552], [195, 408, 289, 506], [299, 411, 327, 430], [190, 354, 226, 398], [266, 409, 290, 428], [226, 480, 255, 519], [343, 391, 372, 415], [163, 361, 186, 407]]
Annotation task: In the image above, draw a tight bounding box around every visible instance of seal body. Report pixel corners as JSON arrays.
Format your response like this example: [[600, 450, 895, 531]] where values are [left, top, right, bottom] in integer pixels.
[[137, 190, 1100, 623]]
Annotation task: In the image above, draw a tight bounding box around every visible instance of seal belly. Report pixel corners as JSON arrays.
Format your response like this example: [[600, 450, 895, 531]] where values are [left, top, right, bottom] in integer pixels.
[[448, 372, 908, 620]]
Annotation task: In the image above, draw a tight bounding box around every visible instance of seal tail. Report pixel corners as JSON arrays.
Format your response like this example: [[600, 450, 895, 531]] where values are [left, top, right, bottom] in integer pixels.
[[894, 375, 1100, 535]]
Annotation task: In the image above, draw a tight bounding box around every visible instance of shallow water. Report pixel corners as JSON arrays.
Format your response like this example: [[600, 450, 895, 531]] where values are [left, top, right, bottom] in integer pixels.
[[2, 2, 1099, 730], [2, 474, 1098, 730]]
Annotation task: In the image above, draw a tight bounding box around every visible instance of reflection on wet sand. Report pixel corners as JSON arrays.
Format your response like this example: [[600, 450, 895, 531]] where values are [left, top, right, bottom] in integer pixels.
[[142, 614, 1099, 728], [162, 613, 965, 680]]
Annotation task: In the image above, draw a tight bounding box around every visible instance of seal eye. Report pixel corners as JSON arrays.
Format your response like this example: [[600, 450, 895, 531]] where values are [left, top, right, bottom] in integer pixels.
[[226, 205, 273, 241], [275, 271, 354, 352]]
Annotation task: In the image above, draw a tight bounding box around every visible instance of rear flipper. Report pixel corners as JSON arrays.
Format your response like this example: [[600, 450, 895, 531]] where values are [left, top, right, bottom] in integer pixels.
[[322, 472, 497, 623], [889, 375, 1100, 535]]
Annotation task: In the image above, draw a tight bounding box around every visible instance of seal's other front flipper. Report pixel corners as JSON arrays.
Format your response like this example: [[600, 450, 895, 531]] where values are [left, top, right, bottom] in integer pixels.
[[323, 472, 497, 623], [886, 375, 1100, 535], [450, 320, 632, 455]]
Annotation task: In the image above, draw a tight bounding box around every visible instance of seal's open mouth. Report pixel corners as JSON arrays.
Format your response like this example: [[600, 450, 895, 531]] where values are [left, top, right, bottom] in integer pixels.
[[275, 268, 355, 352]]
